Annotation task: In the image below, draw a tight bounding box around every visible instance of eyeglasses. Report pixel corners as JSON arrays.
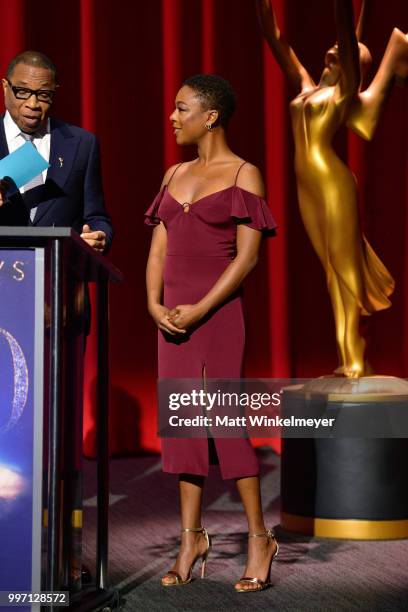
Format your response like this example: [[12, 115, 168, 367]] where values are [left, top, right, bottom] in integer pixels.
[[5, 79, 56, 103]]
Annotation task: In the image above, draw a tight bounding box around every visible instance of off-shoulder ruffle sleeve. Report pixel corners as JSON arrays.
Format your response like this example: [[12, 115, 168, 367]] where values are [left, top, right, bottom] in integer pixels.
[[231, 186, 277, 236], [144, 187, 165, 226]]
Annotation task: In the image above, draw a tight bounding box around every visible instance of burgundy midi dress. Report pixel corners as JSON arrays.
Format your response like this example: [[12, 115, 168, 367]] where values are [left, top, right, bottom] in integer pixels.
[[145, 162, 277, 479]]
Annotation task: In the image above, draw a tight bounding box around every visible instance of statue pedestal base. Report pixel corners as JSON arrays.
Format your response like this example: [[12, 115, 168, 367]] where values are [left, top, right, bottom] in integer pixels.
[[280, 376, 408, 540]]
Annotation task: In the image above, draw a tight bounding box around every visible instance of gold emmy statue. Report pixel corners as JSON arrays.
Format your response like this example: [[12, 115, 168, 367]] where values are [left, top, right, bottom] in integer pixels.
[[258, 0, 408, 378]]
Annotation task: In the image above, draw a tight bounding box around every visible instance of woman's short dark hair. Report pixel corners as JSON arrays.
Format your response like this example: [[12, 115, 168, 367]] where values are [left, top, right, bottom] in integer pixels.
[[182, 74, 236, 128]]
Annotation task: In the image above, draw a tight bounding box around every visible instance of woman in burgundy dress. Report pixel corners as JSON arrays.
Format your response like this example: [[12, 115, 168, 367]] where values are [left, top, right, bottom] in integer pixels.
[[145, 74, 278, 592]]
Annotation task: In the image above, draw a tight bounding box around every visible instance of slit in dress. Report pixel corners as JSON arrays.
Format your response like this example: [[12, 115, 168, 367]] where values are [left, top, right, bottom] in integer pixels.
[[202, 363, 219, 466]]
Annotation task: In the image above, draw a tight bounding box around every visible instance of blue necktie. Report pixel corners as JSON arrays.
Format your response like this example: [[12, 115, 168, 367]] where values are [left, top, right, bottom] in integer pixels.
[[19, 132, 44, 221]]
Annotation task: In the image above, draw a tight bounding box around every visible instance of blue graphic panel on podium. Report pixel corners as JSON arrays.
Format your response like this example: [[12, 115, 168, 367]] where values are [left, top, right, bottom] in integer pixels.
[[0, 249, 35, 594]]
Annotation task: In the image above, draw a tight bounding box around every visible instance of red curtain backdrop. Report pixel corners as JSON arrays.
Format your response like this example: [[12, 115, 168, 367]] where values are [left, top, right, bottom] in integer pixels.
[[0, 1, 406, 456]]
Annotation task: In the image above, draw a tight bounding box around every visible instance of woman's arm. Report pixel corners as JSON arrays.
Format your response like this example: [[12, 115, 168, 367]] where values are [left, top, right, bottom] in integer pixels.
[[169, 165, 265, 330], [146, 183, 186, 335], [335, 0, 361, 97], [356, 0, 368, 42], [257, 0, 315, 94]]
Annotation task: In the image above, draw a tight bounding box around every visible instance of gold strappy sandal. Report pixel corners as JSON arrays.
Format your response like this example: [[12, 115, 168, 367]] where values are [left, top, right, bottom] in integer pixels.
[[235, 528, 279, 593], [161, 526, 211, 587]]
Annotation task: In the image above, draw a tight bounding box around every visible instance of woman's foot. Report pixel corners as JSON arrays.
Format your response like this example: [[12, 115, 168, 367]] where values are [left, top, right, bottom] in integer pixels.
[[344, 334, 366, 378], [162, 527, 210, 586], [344, 364, 364, 378], [333, 365, 346, 376], [235, 529, 278, 592]]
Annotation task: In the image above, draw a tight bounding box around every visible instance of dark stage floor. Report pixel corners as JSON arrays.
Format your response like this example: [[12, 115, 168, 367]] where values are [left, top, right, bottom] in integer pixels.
[[82, 449, 408, 611]]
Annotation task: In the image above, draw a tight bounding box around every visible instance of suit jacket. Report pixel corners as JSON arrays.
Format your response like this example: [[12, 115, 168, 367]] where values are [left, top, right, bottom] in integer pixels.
[[0, 116, 113, 249]]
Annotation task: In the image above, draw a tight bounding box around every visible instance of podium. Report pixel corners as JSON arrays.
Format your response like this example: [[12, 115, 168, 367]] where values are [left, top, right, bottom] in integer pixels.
[[0, 228, 122, 611]]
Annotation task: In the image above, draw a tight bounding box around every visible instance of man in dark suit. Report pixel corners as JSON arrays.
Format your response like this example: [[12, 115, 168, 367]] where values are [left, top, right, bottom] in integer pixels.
[[0, 50, 113, 252], [0, 51, 112, 585]]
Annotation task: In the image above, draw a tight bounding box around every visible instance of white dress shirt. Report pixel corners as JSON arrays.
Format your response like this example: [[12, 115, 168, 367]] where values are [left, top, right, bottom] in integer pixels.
[[3, 110, 51, 192]]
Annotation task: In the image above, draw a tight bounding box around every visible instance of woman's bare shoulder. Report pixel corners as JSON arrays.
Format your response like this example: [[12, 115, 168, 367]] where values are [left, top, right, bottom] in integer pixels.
[[160, 160, 197, 188], [160, 164, 181, 188], [235, 162, 265, 198]]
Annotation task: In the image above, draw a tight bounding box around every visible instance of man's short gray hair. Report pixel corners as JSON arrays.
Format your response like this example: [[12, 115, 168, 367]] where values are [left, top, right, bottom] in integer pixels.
[[6, 51, 58, 83]]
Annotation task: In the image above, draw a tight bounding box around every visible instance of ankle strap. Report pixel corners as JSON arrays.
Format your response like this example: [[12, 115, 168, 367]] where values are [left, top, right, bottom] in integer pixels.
[[249, 528, 275, 539], [181, 526, 205, 533]]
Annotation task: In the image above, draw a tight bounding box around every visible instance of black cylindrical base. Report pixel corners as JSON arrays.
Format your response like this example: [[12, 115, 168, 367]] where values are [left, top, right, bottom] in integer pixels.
[[281, 382, 408, 539]]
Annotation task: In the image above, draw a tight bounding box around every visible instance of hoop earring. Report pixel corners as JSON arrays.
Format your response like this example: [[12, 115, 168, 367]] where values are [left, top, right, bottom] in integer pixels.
[[205, 123, 213, 131]]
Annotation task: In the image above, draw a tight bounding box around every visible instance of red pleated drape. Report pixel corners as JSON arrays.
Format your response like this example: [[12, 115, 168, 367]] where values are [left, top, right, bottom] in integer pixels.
[[80, 0, 99, 454], [0, 1, 406, 457], [0, 1, 25, 66]]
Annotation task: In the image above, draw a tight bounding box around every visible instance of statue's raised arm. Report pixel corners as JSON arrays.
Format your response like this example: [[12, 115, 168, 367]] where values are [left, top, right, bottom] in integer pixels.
[[335, 0, 361, 98], [256, 0, 315, 94], [347, 1, 408, 140]]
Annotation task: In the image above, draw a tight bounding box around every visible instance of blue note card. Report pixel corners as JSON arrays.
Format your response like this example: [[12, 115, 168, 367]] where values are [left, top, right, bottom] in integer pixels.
[[0, 141, 49, 189]]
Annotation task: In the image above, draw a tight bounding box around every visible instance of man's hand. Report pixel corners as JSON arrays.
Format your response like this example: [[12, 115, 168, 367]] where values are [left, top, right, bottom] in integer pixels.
[[0, 179, 9, 207], [80, 224, 106, 253]]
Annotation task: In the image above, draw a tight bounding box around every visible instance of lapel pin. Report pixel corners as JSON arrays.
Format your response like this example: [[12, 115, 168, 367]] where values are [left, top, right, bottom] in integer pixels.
[[58, 156, 64, 168]]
